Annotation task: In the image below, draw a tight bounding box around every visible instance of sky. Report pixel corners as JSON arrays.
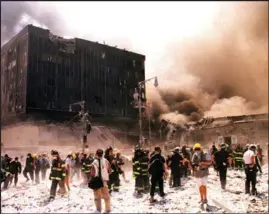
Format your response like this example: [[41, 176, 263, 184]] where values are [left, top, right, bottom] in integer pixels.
[[9, 1, 221, 78]]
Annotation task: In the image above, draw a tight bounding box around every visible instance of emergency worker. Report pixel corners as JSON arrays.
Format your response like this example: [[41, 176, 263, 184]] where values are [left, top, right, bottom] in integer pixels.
[[233, 144, 244, 170], [71, 152, 81, 182], [105, 147, 121, 193], [141, 149, 150, 192], [65, 152, 72, 191], [9, 157, 22, 187], [149, 146, 168, 203], [82, 154, 94, 183], [2, 154, 12, 189], [168, 147, 183, 187], [115, 150, 127, 182], [132, 146, 145, 195], [49, 150, 66, 200], [243, 144, 262, 195], [214, 143, 229, 189], [23, 153, 34, 182]]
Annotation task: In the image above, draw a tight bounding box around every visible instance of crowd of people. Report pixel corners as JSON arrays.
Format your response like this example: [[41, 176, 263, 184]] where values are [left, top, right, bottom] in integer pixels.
[[0, 142, 265, 213]]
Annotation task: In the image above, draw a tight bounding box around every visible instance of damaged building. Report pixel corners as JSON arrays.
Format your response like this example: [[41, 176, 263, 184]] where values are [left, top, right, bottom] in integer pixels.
[[1, 24, 145, 123]]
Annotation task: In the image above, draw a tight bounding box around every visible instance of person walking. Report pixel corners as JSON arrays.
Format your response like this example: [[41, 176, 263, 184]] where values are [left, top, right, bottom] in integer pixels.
[[23, 153, 35, 182], [9, 157, 22, 187], [243, 144, 262, 195], [191, 143, 212, 204], [90, 149, 112, 214], [168, 147, 183, 187], [148, 146, 168, 203], [48, 150, 66, 201], [40, 153, 50, 181], [214, 143, 229, 190]]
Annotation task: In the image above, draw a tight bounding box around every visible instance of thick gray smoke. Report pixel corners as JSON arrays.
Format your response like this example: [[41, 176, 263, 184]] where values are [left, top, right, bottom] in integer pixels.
[[149, 2, 268, 123], [1, 1, 66, 45]]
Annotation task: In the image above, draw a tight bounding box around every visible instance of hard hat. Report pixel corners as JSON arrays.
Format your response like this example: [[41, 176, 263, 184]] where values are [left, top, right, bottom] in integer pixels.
[[115, 150, 121, 155], [249, 144, 257, 150], [32, 154, 37, 158], [220, 143, 226, 148], [174, 147, 180, 152], [193, 143, 201, 149]]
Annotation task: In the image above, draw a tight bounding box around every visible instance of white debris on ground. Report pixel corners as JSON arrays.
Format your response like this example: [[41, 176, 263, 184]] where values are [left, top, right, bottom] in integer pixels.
[[1, 165, 268, 213]]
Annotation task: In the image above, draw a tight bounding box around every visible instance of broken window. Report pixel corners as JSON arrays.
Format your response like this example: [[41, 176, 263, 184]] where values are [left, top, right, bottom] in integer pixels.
[[102, 52, 106, 59], [133, 60, 136, 68]]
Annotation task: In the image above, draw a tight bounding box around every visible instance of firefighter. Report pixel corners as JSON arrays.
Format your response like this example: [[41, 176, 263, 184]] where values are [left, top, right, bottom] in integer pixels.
[[211, 143, 218, 174], [141, 149, 150, 193], [168, 147, 183, 187], [40, 153, 50, 181], [2, 154, 12, 190], [9, 157, 22, 187], [132, 146, 144, 195], [23, 153, 35, 182], [226, 145, 234, 169], [49, 150, 66, 201], [82, 153, 94, 184], [33, 154, 41, 184], [214, 143, 229, 190], [233, 144, 244, 170], [105, 146, 121, 193], [115, 150, 128, 183], [181, 145, 191, 178], [243, 144, 262, 195]]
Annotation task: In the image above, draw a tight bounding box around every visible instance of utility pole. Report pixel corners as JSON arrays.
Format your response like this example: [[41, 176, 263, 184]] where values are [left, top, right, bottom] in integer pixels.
[[135, 76, 158, 148], [69, 101, 91, 153], [148, 102, 152, 151]]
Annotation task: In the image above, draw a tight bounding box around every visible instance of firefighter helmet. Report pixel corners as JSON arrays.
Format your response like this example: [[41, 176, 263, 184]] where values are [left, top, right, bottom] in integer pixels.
[[193, 143, 201, 149]]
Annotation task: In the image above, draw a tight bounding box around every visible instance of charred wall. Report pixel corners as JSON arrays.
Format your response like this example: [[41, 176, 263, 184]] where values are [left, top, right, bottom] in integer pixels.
[[1, 24, 145, 121]]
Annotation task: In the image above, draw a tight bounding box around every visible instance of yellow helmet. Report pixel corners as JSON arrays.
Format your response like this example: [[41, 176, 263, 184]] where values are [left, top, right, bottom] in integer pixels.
[[115, 150, 121, 155], [193, 143, 201, 150], [32, 154, 37, 158]]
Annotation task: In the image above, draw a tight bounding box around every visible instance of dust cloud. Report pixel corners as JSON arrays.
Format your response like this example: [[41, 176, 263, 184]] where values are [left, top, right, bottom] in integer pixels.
[[148, 2, 268, 123]]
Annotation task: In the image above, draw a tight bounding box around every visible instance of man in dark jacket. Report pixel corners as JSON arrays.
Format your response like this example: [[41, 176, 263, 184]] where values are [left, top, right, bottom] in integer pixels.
[[149, 146, 168, 202], [9, 157, 22, 187], [133, 146, 145, 195], [2, 154, 12, 189], [168, 147, 183, 187], [23, 153, 35, 182], [214, 143, 229, 189]]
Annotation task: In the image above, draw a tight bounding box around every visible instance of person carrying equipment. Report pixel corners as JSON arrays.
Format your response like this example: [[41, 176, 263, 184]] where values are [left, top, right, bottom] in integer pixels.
[[214, 143, 229, 190], [49, 150, 66, 200]]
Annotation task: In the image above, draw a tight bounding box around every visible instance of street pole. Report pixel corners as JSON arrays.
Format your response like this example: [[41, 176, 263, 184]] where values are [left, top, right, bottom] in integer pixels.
[[138, 83, 143, 148], [148, 102, 152, 151]]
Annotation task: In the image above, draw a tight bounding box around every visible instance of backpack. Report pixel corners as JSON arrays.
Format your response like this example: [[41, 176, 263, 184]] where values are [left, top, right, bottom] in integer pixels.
[[149, 156, 164, 175]]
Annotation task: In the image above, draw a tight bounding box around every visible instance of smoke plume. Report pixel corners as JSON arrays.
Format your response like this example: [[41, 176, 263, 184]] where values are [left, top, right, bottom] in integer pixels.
[[1, 1, 66, 45], [149, 2, 268, 123]]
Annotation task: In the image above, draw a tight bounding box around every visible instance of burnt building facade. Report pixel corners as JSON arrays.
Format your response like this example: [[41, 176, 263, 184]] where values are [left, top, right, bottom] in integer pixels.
[[1, 25, 145, 121]]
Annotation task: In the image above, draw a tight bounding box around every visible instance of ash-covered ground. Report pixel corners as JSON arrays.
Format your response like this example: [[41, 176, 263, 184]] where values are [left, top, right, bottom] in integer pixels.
[[1, 166, 268, 213]]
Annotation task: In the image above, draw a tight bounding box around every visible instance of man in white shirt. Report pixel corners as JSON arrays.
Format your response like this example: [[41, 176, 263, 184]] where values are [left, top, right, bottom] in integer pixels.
[[243, 144, 261, 195]]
